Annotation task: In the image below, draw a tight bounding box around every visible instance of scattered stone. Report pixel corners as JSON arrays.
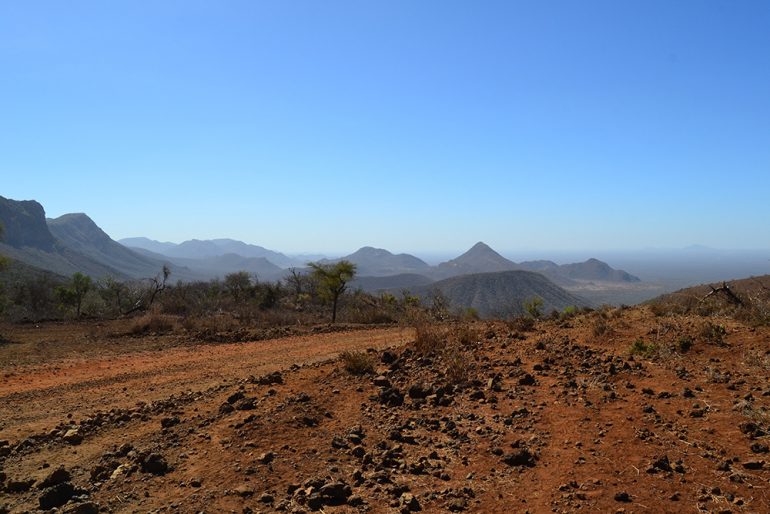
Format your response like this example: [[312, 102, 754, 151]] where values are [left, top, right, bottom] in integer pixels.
[[253, 371, 284, 385], [518, 373, 536, 386], [36, 466, 71, 490], [140, 452, 169, 475], [614, 491, 631, 502], [6, 478, 35, 493], [447, 498, 468, 511], [374, 376, 391, 388], [257, 451, 275, 464], [646, 455, 672, 473], [62, 427, 83, 445], [319, 480, 352, 505], [234, 485, 254, 497], [234, 397, 257, 411], [379, 387, 404, 407], [502, 448, 536, 467], [39, 482, 76, 509], [400, 492, 421, 511], [160, 416, 180, 428], [408, 382, 432, 399], [62, 502, 100, 514]]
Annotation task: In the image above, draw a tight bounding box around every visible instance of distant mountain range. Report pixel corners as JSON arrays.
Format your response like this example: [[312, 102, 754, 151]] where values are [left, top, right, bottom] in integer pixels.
[[121, 237, 297, 268], [0, 195, 646, 315]]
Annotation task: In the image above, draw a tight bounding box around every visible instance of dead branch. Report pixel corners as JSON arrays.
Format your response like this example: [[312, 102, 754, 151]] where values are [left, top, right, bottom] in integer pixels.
[[701, 282, 743, 306], [123, 266, 171, 315]]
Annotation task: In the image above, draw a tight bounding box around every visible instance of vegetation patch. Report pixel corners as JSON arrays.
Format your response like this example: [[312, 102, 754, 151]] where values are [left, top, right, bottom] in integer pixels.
[[414, 323, 446, 356], [339, 350, 375, 376], [129, 313, 176, 335], [628, 338, 658, 359], [699, 322, 727, 346]]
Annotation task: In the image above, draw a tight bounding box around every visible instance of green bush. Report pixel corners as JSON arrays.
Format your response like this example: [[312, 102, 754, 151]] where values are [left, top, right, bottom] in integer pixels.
[[628, 338, 657, 358], [523, 297, 544, 319]]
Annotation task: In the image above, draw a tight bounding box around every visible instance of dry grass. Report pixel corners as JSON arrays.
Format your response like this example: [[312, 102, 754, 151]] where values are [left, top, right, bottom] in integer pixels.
[[743, 350, 770, 370], [414, 323, 446, 356], [506, 316, 535, 332], [129, 313, 176, 335], [442, 345, 472, 385], [699, 321, 727, 346], [339, 350, 375, 376], [592, 318, 612, 337]]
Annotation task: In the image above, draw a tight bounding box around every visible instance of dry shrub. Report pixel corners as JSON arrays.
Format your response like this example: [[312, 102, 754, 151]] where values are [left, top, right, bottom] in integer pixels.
[[506, 316, 535, 332], [414, 323, 446, 356], [699, 321, 727, 345], [744, 350, 770, 370], [129, 313, 176, 335], [339, 350, 375, 376], [592, 318, 612, 337], [452, 323, 481, 346], [442, 345, 471, 385], [676, 336, 694, 353]]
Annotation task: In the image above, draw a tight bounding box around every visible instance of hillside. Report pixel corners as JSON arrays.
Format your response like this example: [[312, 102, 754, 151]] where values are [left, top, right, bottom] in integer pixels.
[[0, 197, 125, 279], [47, 214, 185, 280], [517, 258, 640, 284], [351, 273, 434, 293], [413, 269, 588, 317], [560, 258, 640, 282], [647, 274, 770, 318]]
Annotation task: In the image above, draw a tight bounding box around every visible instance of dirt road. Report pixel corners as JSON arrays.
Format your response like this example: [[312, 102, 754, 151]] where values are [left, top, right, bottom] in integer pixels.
[[0, 327, 412, 441]]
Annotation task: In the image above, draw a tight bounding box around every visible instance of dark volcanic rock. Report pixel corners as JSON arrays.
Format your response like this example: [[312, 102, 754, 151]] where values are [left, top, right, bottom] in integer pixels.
[[140, 452, 169, 475], [37, 466, 72, 489], [39, 482, 76, 509], [379, 387, 404, 407]]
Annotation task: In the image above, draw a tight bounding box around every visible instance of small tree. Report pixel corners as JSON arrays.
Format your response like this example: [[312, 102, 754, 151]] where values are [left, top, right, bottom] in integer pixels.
[[57, 272, 92, 317], [523, 296, 543, 319], [309, 260, 356, 323], [224, 271, 254, 301]]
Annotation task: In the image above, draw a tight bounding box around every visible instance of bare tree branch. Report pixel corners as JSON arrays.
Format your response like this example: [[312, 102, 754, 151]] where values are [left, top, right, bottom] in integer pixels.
[[701, 281, 743, 306]]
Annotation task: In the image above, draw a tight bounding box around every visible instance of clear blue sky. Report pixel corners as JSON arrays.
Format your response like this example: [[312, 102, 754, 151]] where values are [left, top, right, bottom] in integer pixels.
[[2, 1, 769, 254]]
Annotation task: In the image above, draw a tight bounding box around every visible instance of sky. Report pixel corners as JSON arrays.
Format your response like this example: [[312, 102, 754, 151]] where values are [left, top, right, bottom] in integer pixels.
[[1, 0, 769, 255]]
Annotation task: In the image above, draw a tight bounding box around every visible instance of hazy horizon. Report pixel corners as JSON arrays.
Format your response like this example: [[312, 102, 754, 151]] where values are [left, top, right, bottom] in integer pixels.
[[3, 1, 769, 253]]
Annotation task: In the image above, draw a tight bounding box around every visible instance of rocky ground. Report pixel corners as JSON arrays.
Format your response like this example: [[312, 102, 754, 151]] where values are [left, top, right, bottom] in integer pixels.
[[1, 307, 770, 513]]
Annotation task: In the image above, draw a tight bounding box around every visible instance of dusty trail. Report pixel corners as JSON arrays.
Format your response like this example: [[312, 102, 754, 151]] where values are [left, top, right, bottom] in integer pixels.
[[0, 327, 413, 441]]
